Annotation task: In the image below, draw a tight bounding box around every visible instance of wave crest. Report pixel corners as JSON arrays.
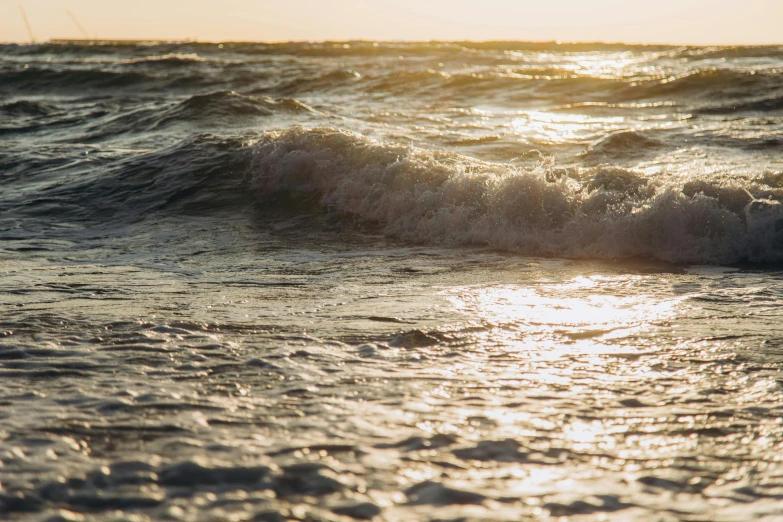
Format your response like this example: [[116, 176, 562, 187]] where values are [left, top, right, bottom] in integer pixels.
[[248, 128, 783, 264]]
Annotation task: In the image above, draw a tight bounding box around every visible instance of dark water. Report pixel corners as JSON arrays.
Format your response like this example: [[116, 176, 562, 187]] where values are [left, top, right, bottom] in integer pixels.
[[1, 41, 783, 521]]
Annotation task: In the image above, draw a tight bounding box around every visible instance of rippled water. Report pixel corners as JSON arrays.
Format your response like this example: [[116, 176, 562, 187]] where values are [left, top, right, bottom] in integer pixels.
[[2, 41, 783, 521]]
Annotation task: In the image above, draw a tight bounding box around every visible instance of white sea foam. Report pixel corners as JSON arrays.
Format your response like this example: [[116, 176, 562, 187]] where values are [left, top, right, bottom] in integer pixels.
[[249, 127, 783, 264]]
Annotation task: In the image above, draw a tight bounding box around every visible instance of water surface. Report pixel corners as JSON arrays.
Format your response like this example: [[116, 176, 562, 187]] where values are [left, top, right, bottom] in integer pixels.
[[1, 41, 783, 521]]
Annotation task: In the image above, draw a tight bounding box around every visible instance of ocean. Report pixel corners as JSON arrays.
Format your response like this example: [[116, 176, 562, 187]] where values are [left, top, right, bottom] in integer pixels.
[[1, 40, 783, 521]]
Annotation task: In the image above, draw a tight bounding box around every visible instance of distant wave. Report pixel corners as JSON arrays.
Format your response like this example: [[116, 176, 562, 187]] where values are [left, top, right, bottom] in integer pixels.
[[0, 91, 314, 141], [74, 91, 314, 141], [4, 41, 781, 60], [124, 53, 211, 66], [673, 45, 783, 61], [696, 95, 783, 115], [0, 40, 749, 65], [261, 67, 783, 102], [0, 100, 62, 118], [0, 41, 679, 58], [0, 68, 155, 93], [643, 69, 783, 99], [3, 46, 780, 105], [174, 90, 313, 117]]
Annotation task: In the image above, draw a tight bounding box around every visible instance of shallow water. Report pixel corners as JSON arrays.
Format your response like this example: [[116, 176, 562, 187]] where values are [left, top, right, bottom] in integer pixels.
[[2, 41, 783, 521]]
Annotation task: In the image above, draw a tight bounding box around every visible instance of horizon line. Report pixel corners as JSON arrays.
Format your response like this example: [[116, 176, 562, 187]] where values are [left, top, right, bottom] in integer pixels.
[[3, 37, 783, 47]]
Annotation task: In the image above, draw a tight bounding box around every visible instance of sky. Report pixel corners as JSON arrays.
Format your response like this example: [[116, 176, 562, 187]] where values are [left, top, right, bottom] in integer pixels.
[[2, 0, 782, 45]]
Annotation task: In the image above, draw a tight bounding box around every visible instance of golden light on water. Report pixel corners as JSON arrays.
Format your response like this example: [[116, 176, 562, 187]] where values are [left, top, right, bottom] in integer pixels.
[[445, 276, 684, 357], [512, 111, 625, 144], [563, 53, 641, 78], [425, 275, 738, 503], [437, 275, 688, 451], [433, 275, 697, 465]]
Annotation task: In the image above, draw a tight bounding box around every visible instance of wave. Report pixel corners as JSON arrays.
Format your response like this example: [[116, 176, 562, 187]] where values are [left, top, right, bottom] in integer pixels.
[[580, 131, 665, 163], [3, 47, 781, 106], [0, 68, 155, 93], [1, 135, 252, 228], [5, 128, 783, 263], [0, 41, 678, 58], [510, 69, 783, 103], [0, 67, 241, 94], [640, 69, 783, 99], [246, 128, 783, 264], [696, 95, 783, 115], [0, 42, 217, 57], [674, 45, 783, 61], [3, 42, 781, 67], [5, 41, 780, 62], [256, 70, 364, 97], [124, 53, 210, 67], [0, 90, 316, 142], [149, 91, 314, 130], [254, 66, 783, 104], [75, 91, 314, 142], [179, 90, 312, 116], [0, 100, 62, 118]]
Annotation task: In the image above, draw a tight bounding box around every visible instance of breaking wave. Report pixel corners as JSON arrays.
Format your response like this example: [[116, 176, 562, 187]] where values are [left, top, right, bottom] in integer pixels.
[[247, 128, 783, 264], [5, 127, 782, 264]]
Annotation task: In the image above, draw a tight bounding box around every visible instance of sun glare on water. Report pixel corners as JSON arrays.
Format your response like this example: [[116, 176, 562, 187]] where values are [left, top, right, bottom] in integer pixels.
[[445, 275, 684, 358]]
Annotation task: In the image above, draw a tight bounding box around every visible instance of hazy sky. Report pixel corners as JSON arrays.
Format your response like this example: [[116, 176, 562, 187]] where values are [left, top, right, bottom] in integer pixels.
[[3, 0, 782, 45]]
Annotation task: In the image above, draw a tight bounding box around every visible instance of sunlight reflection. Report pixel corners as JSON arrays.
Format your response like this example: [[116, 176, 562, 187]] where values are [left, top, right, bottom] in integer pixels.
[[511, 111, 625, 143], [563, 52, 639, 77], [444, 275, 685, 362], [508, 51, 658, 78], [434, 275, 726, 498], [563, 419, 616, 450]]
